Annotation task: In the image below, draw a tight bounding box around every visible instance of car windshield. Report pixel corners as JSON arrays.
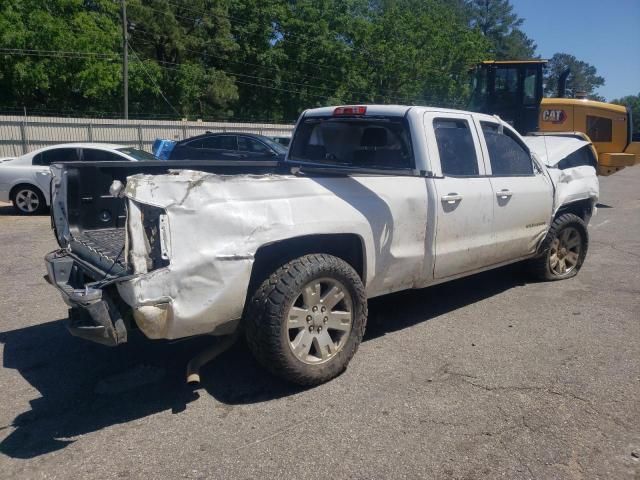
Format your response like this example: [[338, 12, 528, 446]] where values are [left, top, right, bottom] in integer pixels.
[[259, 136, 288, 154], [289, 116, 414, 169], [117, 148, 158, 161]]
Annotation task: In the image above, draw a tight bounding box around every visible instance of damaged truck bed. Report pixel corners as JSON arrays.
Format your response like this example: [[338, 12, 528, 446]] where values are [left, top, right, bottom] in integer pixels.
[[45, 105, 599, 386]]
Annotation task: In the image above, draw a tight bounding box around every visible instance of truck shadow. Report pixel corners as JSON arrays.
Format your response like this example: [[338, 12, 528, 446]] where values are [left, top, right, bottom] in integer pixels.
[[0, 264, 524, 459]]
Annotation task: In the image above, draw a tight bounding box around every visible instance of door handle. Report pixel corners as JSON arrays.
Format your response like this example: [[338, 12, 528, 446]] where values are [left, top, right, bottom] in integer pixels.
[[496, 189, 513, 199], [441, 193, 463, 204]]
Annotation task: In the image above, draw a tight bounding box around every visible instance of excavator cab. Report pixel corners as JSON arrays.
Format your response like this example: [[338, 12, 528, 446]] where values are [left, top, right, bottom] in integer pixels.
[[468, 60, 546, 135]]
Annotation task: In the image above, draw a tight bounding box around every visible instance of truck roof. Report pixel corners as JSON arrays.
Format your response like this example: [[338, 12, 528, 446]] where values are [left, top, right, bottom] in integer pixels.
[[303, 104, 502, 120], [302, 105, 511, 136]]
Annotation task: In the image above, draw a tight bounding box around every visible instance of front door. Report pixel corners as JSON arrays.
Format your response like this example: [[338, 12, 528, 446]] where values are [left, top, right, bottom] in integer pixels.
[[476, 120, 553, 261], [424, 112, 497, 279]]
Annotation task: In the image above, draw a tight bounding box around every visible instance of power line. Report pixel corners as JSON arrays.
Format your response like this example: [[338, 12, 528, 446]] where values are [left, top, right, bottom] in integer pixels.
[[136, 4, 351, 75], [132, 34, 410, 102], [0, 48, 120, 59], [145, 1, 434, 75], [128, 3, 435, 103], [152, 58, 363, 99], [131, 34, 409, 103], [0, 46, 421, 105], [127, 42, 181, 118], [131, 31, 342, 87], [148, 59, 334, 102]]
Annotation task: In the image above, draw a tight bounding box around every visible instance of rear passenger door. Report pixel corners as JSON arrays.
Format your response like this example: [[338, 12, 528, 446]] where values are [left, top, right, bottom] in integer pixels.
[[33, 147, 81, 194], [424, 112, 497, 279], [476, 121, 553, 261]]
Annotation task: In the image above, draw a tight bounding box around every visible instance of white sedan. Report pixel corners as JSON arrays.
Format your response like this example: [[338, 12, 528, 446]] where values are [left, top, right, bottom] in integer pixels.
[[0, 143, 156, 214]]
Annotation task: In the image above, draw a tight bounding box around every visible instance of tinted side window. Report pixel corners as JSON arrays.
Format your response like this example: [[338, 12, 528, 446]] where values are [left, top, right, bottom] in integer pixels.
[[433, 119, 479, 176], [586, 116, 612, 142], [32, 153, 43, 166], [199, 135, 237, 150], [481, 122, 533, 176], [39, 148, 80, 165], [238, 136, 270, 153], [556, 146, 598, 170], [82, 149, 124, 161]]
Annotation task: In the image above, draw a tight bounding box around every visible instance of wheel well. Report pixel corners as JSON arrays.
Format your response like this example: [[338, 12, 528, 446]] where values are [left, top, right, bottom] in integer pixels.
[[9, 183, 44, 201], [555, 199, 594, 223], [248, 234, 366, 292]]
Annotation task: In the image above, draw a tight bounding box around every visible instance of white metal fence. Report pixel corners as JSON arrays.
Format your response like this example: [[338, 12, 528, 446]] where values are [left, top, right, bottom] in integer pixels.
[[0, 115, 295, 157]]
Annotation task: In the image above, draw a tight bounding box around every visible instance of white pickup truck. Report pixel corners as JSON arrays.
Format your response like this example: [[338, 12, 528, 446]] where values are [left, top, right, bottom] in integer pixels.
[[45, 105, 599, 385]]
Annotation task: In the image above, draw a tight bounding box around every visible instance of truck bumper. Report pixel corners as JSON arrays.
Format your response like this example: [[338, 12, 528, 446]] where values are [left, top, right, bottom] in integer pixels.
[[44, 250, 128, 346]]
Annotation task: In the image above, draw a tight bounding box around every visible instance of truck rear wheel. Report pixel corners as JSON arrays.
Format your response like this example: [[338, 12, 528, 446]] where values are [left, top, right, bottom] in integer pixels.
[[528, 213, 588, 281], [245, 254, 367, 386]]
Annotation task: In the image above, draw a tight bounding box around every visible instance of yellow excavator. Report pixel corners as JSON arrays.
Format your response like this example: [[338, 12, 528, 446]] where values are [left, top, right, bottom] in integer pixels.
[[468, 60, 640, 175]]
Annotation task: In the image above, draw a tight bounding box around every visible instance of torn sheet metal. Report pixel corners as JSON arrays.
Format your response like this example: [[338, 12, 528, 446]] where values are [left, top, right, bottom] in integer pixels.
[[523, 135, 599, 215], [117, 171, 429, 339], [548, 166, 599, 216], [523, 135, 590, 167]]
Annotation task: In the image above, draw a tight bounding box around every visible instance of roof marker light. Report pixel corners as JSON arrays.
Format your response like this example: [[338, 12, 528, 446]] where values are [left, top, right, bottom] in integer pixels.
[[333, 106, 367, 116]]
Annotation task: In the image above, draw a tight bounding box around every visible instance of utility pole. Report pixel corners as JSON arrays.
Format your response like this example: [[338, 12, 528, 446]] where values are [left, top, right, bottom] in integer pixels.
[[121, 0, 128, 119]]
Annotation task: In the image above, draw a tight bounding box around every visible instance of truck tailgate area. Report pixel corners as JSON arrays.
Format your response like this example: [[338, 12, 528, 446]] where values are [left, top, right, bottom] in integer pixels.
[[72, 228, 127, 269]]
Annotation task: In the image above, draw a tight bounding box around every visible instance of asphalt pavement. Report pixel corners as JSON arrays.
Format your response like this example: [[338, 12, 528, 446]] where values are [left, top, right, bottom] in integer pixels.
[[0, 167, 639, 479]]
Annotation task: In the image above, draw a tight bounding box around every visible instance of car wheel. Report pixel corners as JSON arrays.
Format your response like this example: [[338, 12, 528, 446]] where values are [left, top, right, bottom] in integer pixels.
[[528, 213, 588, 281], [12, 186, 46, 215], [245, 254, 367, 386]]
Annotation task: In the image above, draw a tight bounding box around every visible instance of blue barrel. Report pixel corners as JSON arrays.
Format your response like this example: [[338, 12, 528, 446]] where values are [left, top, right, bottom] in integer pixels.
[[152, 139, 176, 160]]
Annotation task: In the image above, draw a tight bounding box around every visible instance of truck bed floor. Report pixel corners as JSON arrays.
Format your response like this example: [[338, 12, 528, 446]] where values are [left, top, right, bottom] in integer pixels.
[[73, 228, 127, 267]]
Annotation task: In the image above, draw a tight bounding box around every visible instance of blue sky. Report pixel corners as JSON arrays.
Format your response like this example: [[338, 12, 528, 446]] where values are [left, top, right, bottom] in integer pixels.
[[510, 0, 640, 100]]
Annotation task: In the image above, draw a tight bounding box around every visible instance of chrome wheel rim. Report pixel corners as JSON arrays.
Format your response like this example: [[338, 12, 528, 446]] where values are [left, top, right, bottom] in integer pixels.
[[549, 227, 581, 276], [15, 189, 39, 213], [286, 277, 353, 365]]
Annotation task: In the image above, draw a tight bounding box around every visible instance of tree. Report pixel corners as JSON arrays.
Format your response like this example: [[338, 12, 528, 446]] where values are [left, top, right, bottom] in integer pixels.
[[465, 0, 537, 59], [126, 0, 240, 118], [611, 93, 640, 134], [544, 53, 605, 100], [0, 0, 122, 114], [0, 0, 500, 121]]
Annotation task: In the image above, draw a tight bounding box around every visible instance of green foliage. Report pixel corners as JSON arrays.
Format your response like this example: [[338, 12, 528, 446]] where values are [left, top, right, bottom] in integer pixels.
[[465, 0, 536, 60], [0, 0, 121, 113], [0, 0, 612, 123], [611, 93, 640, 134], [544, 53, 605, 100]]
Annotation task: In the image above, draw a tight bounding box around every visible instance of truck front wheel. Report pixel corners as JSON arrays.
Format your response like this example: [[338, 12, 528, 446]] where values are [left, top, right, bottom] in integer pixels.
[[245, 254, 367, 386], [529, 213, 588, 281]]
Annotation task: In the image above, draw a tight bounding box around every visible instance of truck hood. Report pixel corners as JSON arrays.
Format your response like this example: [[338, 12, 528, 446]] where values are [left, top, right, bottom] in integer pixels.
[[523, 136, 590, 167]]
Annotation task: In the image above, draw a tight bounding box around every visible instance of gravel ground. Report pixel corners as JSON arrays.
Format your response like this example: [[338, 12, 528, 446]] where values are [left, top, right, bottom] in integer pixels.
[[0, 167, 639, 479]]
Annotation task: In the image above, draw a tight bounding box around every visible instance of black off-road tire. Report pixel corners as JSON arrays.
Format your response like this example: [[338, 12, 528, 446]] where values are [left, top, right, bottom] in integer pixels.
[[244, 254, 367, 386], [528, 213, 588, 281]]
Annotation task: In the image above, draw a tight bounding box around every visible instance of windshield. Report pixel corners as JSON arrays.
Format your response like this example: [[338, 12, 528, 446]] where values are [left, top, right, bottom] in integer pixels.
[[117, 148, 158, 161], [289, 116, 413, 169], [260, 136, 288, 154]]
